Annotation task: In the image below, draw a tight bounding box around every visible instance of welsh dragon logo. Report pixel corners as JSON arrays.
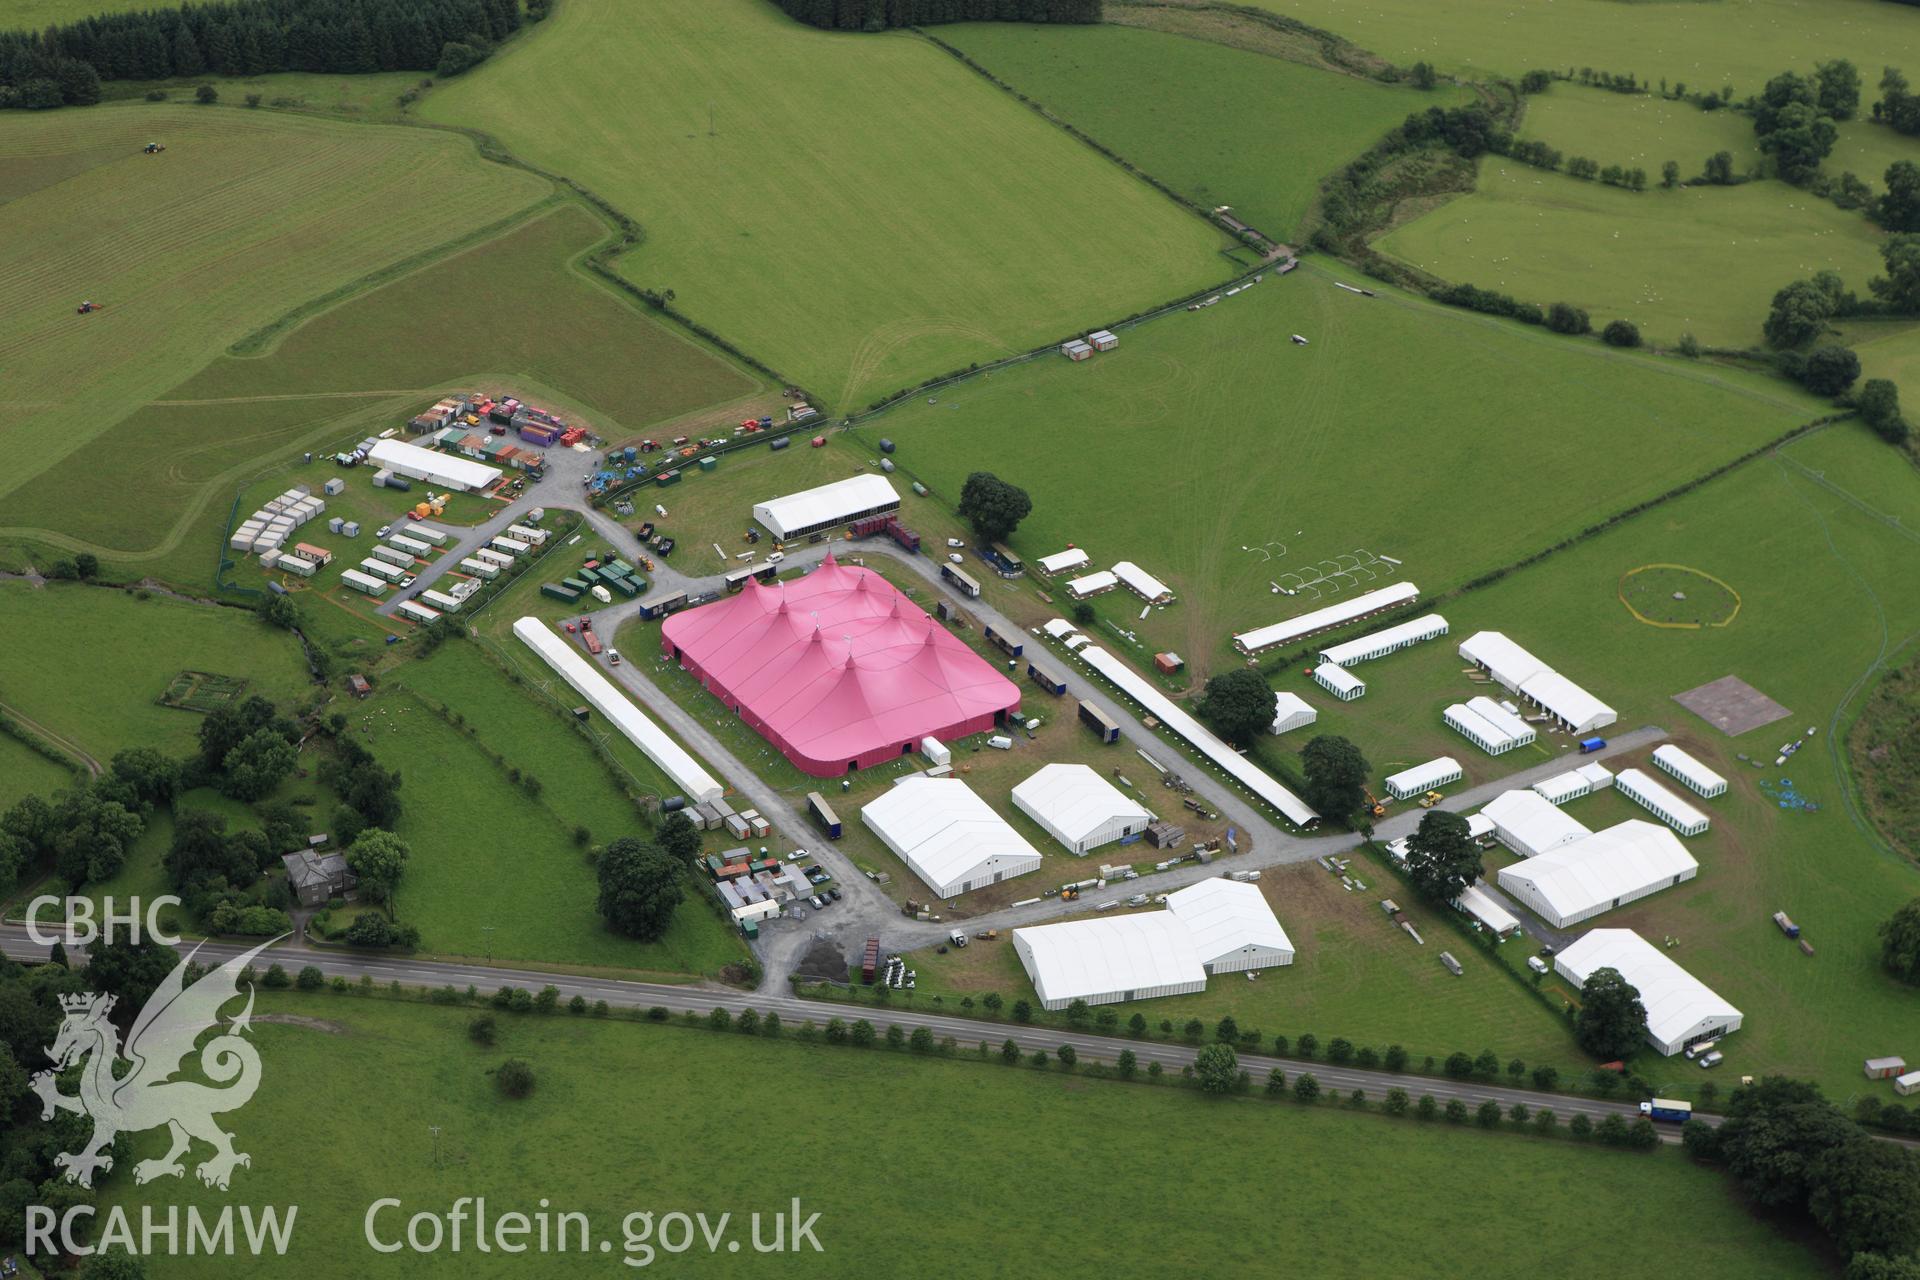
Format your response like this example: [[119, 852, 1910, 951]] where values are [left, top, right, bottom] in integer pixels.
[[31, 940, 277, 1191]]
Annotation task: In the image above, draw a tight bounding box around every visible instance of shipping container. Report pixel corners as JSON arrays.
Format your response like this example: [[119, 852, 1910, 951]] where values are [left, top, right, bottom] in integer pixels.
[[541, 582, 581, 602], [605, 574, 640, 598], [1027, 662, 1067, 695], [806, 792, 843, 839], [983, 623, 1023, 657], [1078, 700, 1121, 744], [940, 562, 981, 598], [639, 591, 688, 620]]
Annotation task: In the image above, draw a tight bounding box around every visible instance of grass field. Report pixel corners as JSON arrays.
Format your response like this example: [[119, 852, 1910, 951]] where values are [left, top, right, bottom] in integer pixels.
[[83, 995, 1829, 1278], [897, 849, 1584, 1072], [421, 0, 1230, 410], [1223, 421, 1920, 1097], [0, 204, 771, 588], [0, 105, 549, 495], [940, 23, 1455, 240], [1244, 0, 1920, 89], [0, 732, 80, 811], [358, 649, 746, 977], [1519, 83, 1761, 174], [0, 582, 309, 763], [1850, 646, 1920, 863], [850, 266, 1825, 673], [1375, 161, 1889, 348]]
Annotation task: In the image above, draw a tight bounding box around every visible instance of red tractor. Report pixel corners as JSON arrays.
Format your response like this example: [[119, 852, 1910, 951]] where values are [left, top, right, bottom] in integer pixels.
[[76, 301, 102, 315]]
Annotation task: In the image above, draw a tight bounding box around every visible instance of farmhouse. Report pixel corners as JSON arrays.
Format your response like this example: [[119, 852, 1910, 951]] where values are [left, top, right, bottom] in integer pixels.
[[282, 849, 355, 907], [752, 474, 900, 541], [1110, 561, 1174, 605], [1076, 645, 1318, 826], [514, 617, 724, 805], [367, 438, 500, 492], [1316, 613, 1448, 667], [1496, 820, 1698, 928], [1651, 745, 1728, 798], [1037, 548, 1091, 576], [1458, 631, 1616, 733], [862, 776, 1043, 898], [1269, 691, 1316, 736], [1554, 928, 1742, 1056], [1232, 581, 1419, 655], [1384, 756, 1462, 801], [1480, 790, 1591, 857], [1012, 876, 1291, 1009], [1615, 768, 1711, 836], [661, 556, 1020, 777], [1012, 762, 1153, 855]]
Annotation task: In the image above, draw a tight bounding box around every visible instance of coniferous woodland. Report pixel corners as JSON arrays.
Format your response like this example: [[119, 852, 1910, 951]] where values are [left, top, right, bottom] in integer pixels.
[[0, 0, 538, 109], [769, 0, 1099, 30]]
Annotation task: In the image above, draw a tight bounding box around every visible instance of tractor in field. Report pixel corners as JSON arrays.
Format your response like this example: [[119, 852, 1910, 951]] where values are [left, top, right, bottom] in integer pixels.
[[75, 301, 102, 315], [143, 142, 166, 154]]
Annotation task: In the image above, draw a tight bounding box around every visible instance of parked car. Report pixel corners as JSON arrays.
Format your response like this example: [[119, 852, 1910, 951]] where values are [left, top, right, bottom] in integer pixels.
[[607, 649, 621, 666], [826, 887, 841, 901], [766, 550, 785, 563], [808, 894, 827, 910], [375, 525, 393, 538], [1698, 1051, 1724, 1069]]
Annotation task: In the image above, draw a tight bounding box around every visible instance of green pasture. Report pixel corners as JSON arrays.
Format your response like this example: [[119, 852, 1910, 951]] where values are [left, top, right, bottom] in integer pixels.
[[854, 267, 1825, 674], [0, 204, 769, 590], [0, 731, 81, 812], [1375, 160, 1888, 348], [1253, 421, 1920, 1097], [0, 582, 309, 763], [901, 851, 1583, 1073], [1517, 82, 1760, 174], [1840, 317, 1920, 418], [1245, 0, 1918, 90], [0, 0, 120, 26], [0, 105, 549, 498], [351, 675, 744, 977], [420, 0, 1229, 410], [1827, 119, 1920, 192], [88, 996, 1828, 1279], [941, 22, 1456, 240]]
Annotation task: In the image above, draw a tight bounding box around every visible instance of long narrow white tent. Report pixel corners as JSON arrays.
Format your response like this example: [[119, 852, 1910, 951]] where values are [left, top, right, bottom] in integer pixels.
[[1458, 630, 1615, 733], [1555, 928, 1742, 1055], [368, 438, 500, 493], [1076, 645, 1319, 826], [1232, 582, 1419, 655], [513, 617, 723, 804], [1316, 613, 1448, 667]]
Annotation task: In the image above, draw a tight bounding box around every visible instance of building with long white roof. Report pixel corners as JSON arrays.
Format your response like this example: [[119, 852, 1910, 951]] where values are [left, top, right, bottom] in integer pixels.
[[514, 617, 722, 805], [1616, 768, 1711, 836], [1555, 928, 1742, 1055], [1316, 613, 1448, 667], [1232, 582, 1419, 655], [752, 474, 899, 541], [1012, 763, 1152, 855], [1013, 876, 1291, 1008], [1076, 646, 1318, 826], [1111, 561, 1174, 604], [367, 438, 500, 492], [1651, 745, 1728, 799], [862, 776, 1043, 898], [1481, 789, 1590, 857], [1458, 631, 1616, 733], [1497, 820, 1698, 928]]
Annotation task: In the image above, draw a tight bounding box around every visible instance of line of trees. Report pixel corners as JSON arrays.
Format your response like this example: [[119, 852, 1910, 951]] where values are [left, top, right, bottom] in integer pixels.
[[0, 0, 528, 111], [768, 0, 1098, 30]]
